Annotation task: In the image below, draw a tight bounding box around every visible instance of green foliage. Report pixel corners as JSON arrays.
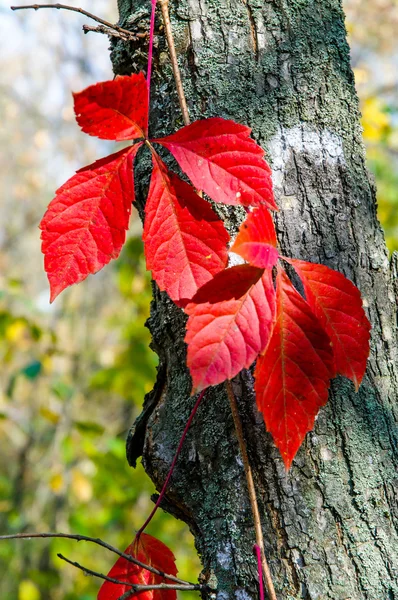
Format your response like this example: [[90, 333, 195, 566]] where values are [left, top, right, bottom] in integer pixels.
[[359, 96, 398, 251], [0, 236, 200, 600]]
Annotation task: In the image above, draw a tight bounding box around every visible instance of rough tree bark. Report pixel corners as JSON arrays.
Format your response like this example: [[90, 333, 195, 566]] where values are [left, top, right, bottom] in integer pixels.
[[112, 0, 398, 598]]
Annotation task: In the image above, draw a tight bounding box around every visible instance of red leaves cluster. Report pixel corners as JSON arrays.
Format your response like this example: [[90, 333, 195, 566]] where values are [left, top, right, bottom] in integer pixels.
[[40, 73, 371, 469], [97, 533, 177, 600], [143, 155, 229, 305]]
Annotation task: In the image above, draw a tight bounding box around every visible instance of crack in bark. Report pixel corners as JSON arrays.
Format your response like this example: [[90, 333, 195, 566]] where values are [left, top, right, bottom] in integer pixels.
[[241, 0, 259, 61]]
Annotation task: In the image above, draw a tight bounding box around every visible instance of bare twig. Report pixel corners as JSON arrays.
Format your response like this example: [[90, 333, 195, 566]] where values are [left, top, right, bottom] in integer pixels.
[[57, 553, 201, 592], [226, 382, 277, 600], [118, 591, 135, 600], [158, 0, 190, 125], [0, 532, 193, 586], [82, 24, 147, 43], [10, 4, 139, 41]]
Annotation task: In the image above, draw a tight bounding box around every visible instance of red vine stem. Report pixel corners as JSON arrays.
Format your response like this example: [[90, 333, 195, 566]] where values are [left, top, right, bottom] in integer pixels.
[[146, 0, 157, 114], [159, 0, 190, 125], [254, 544, 265, 600], [136, 389, 205, 537], [226, 382, 277, 600]]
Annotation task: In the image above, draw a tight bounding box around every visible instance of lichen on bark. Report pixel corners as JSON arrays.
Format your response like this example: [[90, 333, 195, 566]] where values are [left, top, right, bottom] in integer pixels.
[[112, 0, 398, 598]]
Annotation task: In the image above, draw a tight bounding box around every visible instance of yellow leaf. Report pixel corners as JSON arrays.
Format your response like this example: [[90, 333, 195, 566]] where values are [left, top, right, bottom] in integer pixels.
[[0, 500, 12, 512], [71, 469, 93, 503], [362, 97, 390, 142], [40, 406, 60, 425], [41, 355, 53, 374], [19, 581, 41, 600], [353, 67, 368, 85], [6, 320, 28, 344], [49, 473, 64, 494]]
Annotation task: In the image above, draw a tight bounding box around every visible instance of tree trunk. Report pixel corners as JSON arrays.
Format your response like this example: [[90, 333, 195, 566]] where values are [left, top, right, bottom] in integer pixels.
[[112, 0, 398, 598]]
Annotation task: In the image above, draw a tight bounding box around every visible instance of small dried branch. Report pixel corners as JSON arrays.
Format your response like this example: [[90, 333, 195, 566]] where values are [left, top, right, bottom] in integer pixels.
[[118, 591, 135, 600], [0, 532, 192, 586], [57, 553, 202, 592], [158, 0, 190, 125], [10, 4, 139, 41], [226, 382, 277, 600], [82, 24, 147, 43]]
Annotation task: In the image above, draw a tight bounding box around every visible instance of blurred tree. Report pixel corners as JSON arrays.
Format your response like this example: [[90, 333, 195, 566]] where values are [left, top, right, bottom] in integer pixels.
[[346, 0, 398, 251]]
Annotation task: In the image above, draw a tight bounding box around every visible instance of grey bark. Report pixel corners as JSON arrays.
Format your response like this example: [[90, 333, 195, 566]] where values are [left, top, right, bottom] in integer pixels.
[[111, 0, 398, 598]]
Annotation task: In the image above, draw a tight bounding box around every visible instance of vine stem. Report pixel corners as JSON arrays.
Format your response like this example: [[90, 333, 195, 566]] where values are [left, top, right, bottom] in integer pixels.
[[0, 532, 193, 586], [226, 381, 277, 600], [10, 4, 138, 40], [136, 389, 205, 537], [253, 544, 265, 600], [158, 0, 190, 125], [146, 0, 157, 112]]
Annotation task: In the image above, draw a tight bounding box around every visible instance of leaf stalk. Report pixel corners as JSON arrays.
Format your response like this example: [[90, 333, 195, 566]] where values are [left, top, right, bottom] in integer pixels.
[[226, 381, 277, 600], [158, 0, 190, 125]]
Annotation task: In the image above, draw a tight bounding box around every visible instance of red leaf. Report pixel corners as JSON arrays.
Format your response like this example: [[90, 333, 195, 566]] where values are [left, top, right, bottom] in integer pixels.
[[97, 533, 178, 600], [41, 144, 140, 302], [143, 156, 229, 306], [191, 264, 264, 304], [286, 258, 371, 389], [74, 73, 148, 140], [155, 118, 277, 209], [185, 267, 276, 393], [254, 268, 335, 469], [231, 206, 279, 268]]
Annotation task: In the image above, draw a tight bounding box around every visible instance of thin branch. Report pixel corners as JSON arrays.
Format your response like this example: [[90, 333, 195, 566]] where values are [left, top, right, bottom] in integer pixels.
[[158, 0, 190, 125], [0, 532, 193, 586], [10, 4, 139, 40], [118, 591, 136, 600], [136, 390, 205, 536], [82, 24, 147, 43], [226, 382, 277, 600], [57, 553, 139, 589], [57, 553, 201, 592]]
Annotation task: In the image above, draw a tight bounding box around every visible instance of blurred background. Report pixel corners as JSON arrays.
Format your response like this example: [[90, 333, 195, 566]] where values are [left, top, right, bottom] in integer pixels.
[[0, 1, 397, 598]]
